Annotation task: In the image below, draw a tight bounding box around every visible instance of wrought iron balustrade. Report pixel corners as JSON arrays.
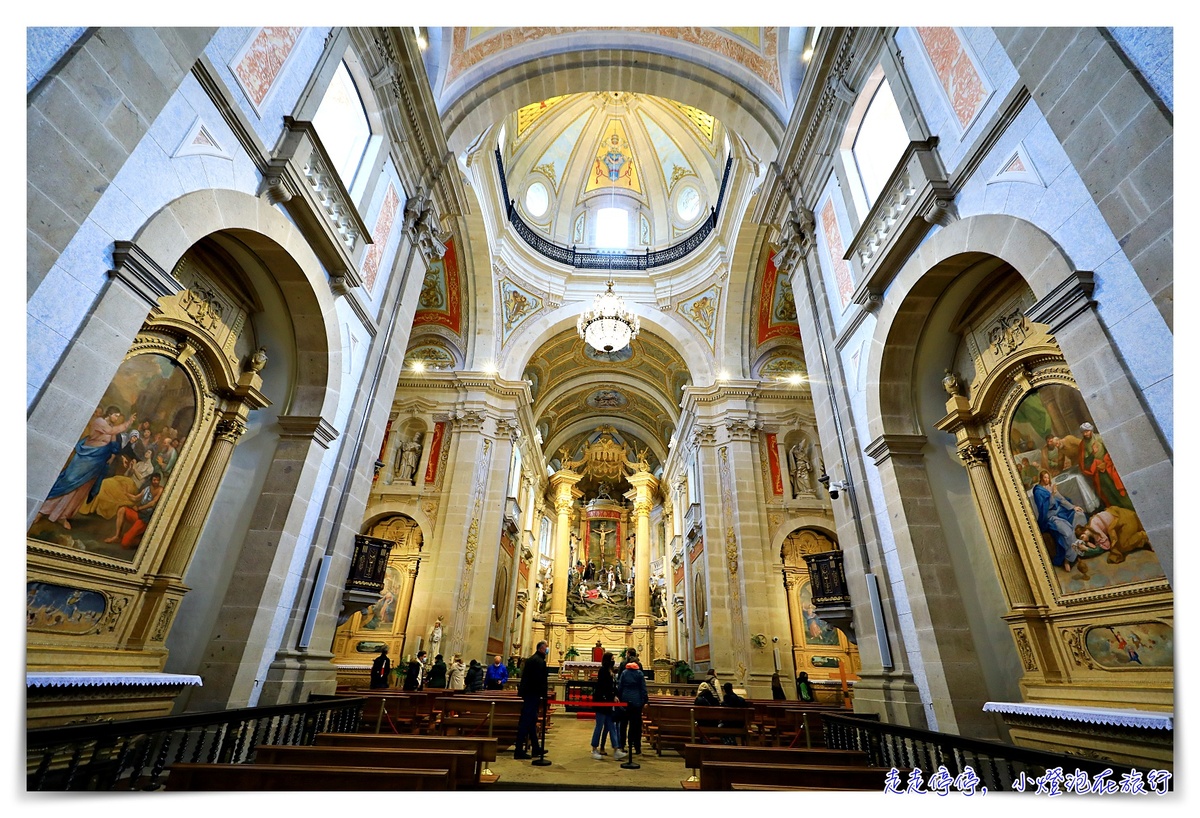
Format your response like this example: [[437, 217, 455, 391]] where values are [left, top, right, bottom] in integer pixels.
[[822, 713, 1168, 793], [496, 148, 732, 270], [27, 696, 364, 790]]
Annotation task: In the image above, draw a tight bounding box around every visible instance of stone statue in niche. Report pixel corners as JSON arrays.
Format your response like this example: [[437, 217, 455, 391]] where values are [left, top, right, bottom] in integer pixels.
[[789, 438, 814, 497], [397, 434, 423, 484], [429, 616, 443, 653]]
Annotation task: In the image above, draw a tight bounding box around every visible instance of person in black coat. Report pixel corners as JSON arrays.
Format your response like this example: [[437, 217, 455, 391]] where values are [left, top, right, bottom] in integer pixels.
[[426, 654, 447, 688], [369, 646, 391, 689], [615, 652, 648, 757], [589, 652, 617, 758], [464, 659, 485, 692], [403, 650, 427, 690], [514, 641, 550, 759]]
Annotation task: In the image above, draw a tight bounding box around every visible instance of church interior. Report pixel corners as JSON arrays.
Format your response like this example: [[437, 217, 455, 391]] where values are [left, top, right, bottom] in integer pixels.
[[25, 24, 1174, 791]]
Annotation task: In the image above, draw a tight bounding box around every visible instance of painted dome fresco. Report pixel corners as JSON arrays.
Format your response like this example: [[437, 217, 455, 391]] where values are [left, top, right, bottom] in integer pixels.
[[499, 92, 727, 251]]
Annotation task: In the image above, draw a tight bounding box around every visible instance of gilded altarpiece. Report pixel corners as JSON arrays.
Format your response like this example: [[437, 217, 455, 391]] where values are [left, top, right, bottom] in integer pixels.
[[332, 515, 424, 682], [780, 529, 861, 680], [936, 278, 1172, 716], [27, 250, 270, 688]]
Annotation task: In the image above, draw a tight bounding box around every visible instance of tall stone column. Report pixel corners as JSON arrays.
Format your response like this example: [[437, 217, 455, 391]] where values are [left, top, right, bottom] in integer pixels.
[[548, 471, 581, 622]]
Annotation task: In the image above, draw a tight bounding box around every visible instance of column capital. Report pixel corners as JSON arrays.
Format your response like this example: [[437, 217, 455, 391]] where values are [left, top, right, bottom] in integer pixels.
[[626, 470, 658, 494]]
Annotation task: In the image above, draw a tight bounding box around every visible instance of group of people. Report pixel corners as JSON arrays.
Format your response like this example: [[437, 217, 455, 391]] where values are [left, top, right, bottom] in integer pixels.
[[369, 649, 516, 693], [587, 648, 649, 761]]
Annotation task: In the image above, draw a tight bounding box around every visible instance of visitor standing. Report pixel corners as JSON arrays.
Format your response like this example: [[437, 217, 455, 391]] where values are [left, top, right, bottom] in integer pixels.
[[770, 671, 786, 700], [369, 646, 391, 689], [485, 654, 508, 690], [796, 670, 815, 702], [448, 655, 466, 690], [514, 641, 549, 760], [615, 649, 647, 758], [403, 650, 427, 691], [465, 659, 485, 692], [590, 652, 617, 759], [427, 654, 447, 688]]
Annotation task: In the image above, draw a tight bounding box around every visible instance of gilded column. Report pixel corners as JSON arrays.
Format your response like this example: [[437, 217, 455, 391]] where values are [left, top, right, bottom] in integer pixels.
[[957, 441, 1036, 609], [548, 470, 582, 623], [159, 412, 249, 578], [627, 471, 657, 625]]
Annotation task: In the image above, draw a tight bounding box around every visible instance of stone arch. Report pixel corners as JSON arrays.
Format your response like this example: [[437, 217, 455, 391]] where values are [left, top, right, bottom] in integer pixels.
[[770, 514, 838, 563], [441, 47, 784, 165], [500, 302, 712, 385], [133, 188, 343, 420], [866, 215, 1079, 441]]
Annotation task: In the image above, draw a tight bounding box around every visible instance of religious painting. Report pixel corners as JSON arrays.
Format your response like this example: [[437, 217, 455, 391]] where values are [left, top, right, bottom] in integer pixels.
[[586, 388, 628, 409], [800, 581, 840, 646], [810, 655, 841, 669], [28, 352, 197, 563], [27, 581, 107, 635], [1084, 622, 1172, 669], [755, 245, 801, 345], [355, 640, 387, 654], [1006, 383, 1163, 593], [493, 565, 509, 622], [359, 566, 401, 632], [412, 239, 463, 334]]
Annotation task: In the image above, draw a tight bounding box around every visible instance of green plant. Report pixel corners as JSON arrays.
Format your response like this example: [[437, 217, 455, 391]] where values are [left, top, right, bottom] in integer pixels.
[[673, 660, 694, 680], [564, 646, 581, 660]]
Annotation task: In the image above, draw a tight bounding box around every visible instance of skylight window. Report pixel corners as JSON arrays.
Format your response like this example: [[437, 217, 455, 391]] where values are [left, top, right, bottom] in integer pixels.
[[596, 207, 629, 249]]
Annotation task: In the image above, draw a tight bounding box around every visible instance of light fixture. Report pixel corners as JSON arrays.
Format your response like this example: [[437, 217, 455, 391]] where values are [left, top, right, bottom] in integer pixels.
[[577, 277, 640, 353]]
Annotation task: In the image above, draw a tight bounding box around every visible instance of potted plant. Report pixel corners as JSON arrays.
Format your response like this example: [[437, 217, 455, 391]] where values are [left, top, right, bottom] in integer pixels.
[[673, 660, 695, 683], [564, 646, 581, 661]]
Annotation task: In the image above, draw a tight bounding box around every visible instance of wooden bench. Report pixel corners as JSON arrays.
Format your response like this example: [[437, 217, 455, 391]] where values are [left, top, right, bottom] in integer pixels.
[[313, 733, 499, 783], [253, 745, 477, 790], [165, 763, 451, 791], [699, 761, 898, 791], [642, 704, 753, 755], [334, 692, 429, 734], [680, 743, 869, 772], [435, 696, 525, 749]]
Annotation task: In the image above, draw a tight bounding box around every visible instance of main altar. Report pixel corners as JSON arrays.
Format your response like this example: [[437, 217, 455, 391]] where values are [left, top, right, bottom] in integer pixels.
[[535, 427, 669, 667]]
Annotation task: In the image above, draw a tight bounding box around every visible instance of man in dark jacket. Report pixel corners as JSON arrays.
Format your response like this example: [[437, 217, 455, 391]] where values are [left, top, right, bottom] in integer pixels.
[[403, 650, 427, 690], [426, 654, 447, 688], [514, 641, 549, 759], [369, 646, 391, 689]]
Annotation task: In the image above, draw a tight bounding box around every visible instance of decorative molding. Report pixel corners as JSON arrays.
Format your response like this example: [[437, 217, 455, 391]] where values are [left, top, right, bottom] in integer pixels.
[[724, 417, 757, 440], [276, 415, 341, 448], [108, 241, 183, 308], [864, 433, 927, 465], [1025, 271, 1096, 334], [173, 117, 231, 160], [982, 702, 1173, 731], [957, 442, 989, 466], [1012, 627, 1036, 671]]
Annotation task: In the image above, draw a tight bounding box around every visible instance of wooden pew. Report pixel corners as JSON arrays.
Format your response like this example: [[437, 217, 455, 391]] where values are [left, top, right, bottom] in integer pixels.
[[313, 733, 499, 783], [680, 743, 869, 772], [435, 696, 525, 749], [699, 761, 897, 791], [335, 692, 428, 734], [165, 763, 451, 791], [253, 745, 477, 790], [642, 704, 753, 755]]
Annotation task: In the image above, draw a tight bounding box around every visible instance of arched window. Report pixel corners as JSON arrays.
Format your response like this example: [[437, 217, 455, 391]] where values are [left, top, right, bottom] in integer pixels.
[[850, 77, 908, 209], [313, 60, 372, 193]]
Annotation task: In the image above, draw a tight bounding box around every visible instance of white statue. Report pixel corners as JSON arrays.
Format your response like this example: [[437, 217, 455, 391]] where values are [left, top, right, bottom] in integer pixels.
[[429, 617, 443, 652]]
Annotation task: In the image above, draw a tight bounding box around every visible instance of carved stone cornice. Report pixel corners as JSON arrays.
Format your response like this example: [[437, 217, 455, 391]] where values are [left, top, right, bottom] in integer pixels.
[[451, 409, 487, 431], [691, 424, 718, 447], [109, 241, 183, 308], [957, 442, 990, 467], [276, 415, 341, 449], [1026, 271, 1096, 334], [724, 417, 758, 441], [214, 417, 249, 444], [864, 433, 927, 465]]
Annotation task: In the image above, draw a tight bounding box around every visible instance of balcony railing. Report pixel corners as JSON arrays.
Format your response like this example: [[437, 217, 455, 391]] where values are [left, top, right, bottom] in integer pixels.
[[496, 148, 732, 270]]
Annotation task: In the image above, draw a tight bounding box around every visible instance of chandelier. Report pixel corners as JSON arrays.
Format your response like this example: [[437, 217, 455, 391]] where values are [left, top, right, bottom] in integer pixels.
[[578, 278, 640, 353]]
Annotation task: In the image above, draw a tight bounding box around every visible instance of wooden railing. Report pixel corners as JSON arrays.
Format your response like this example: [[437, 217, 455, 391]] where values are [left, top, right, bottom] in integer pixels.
[[27, 696, 364, 791]]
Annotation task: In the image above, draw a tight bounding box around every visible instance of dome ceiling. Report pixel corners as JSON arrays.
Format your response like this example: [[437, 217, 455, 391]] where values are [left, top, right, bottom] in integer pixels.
[[502, 92, 726, 251]]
